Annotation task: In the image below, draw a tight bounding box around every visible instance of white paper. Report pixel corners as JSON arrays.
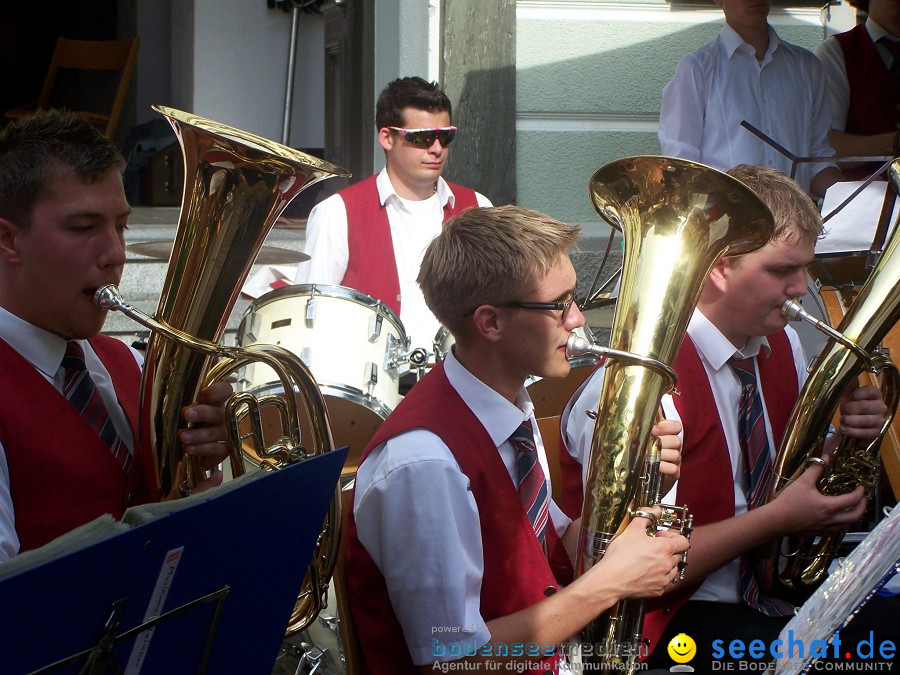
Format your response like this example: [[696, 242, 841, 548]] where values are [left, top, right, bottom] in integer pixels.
[[817, 181, 899, 255]]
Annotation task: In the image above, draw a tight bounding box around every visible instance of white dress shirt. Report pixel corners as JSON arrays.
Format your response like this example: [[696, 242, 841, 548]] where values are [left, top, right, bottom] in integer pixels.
[[294, 168, 492, 351], [353, 348, 570, 665], [0, 306, 142, 561], [562, 309, 806, 603], [659, 23, 837, 194], [814, 18, 897, 132]]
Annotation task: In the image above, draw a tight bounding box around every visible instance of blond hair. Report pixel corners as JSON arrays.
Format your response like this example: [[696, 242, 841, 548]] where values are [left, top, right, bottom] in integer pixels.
[[726, 164, 823, 244], [418, 205, 581, 335]]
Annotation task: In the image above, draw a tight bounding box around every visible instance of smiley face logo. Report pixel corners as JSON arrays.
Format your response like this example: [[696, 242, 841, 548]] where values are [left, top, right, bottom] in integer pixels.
[[667, 633, 697, 664]]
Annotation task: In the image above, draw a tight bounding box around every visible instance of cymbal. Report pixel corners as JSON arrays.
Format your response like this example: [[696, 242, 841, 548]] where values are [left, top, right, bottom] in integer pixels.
[[126, 241, 310, 265]]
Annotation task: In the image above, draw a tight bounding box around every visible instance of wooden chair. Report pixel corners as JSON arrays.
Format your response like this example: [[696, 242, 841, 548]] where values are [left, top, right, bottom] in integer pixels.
[[4, 37, 140, 139]]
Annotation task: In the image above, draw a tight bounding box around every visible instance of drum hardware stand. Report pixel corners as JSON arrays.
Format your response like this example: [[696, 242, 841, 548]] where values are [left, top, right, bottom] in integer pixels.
[[318, 613, 345, 666], [385, 334, 415, 376], [365, 362, 379, 398], [368, 312, 384, 343], [305, 295, 319, 328], [33, 585, 231, 674]]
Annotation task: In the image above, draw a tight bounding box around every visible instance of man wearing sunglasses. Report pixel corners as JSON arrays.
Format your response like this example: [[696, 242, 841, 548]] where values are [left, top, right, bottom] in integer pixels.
[[343, 205, 689, 673], [295, 76, 492, 356]]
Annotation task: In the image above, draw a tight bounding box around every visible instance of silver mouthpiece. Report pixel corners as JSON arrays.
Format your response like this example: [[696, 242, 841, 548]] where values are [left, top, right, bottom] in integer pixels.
[[94, 284, 126, 312]]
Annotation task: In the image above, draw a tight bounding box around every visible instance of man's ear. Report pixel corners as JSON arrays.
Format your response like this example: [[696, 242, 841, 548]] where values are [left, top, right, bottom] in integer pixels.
[[377, 127, 395, 153], [0, 218, 21, 264], [470, 304, 504, 344], [706, 257, 731, 295]]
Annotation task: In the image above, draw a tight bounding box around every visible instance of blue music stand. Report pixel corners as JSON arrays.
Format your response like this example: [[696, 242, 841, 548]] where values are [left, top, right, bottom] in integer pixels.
[[0, 448, 347, 674]]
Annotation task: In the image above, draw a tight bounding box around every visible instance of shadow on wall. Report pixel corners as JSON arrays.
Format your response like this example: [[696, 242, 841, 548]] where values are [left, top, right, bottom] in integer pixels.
[[514, 14, 825, 223], [443, 65, 517, 209]]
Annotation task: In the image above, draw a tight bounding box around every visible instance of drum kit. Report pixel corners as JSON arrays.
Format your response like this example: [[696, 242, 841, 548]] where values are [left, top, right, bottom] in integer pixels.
[[235, 283, 604, 477]]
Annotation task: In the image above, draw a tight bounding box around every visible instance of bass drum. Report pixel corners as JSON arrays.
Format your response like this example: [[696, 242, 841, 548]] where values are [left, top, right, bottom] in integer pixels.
[[237, 284, 410, 474]]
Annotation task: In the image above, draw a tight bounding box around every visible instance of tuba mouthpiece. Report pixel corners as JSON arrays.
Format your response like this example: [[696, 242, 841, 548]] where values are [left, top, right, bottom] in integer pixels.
[[94, 284, 125, 312], [566, 332, 595, 359]]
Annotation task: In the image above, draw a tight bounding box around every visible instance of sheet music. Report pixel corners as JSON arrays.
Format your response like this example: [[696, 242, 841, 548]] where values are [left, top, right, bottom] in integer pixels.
[[773, 506, 900, 674], [817, 182, 899, 256]]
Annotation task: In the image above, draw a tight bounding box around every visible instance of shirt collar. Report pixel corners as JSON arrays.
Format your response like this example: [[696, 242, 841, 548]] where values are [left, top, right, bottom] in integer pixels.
[[0, 305, 72, 379], [444, 347, 534, 447], [688, 308, 771, 371], [719, 23, 780, 64], [375, 166, 453, 209], [867, 17, 897, 44]]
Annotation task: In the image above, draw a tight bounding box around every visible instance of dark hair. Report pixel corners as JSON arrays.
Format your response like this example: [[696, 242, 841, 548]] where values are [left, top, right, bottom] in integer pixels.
[[848, 0, 868, 11], [0, 109, 125, 229], [375, 76, 452, 129]]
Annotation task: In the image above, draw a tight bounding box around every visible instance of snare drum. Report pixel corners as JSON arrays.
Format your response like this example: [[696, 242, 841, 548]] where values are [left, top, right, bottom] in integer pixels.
[[237, 284, 410, 471]]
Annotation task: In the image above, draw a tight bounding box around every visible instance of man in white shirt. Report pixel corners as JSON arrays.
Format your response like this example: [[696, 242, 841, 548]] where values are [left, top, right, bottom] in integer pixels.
[[562, 166, 890, 671], [343, 205, 689, 673], [658, 0, 843, 198], [294, 76, 491, 354], [0, 110, 230, 561], [814, 0, 900, 178]]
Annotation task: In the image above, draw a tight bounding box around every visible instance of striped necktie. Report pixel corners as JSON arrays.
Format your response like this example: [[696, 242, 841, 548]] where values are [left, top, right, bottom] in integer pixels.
[[61, 341, 133, 475], [729, 355, 793, 617], [510, 420, 550, 544]]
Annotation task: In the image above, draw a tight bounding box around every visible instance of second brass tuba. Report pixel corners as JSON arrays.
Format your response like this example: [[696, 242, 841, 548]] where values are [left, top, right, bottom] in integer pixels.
[[570, 157, 774, 672], [759, 158, 900, 604], [98, 106, 350, 636]]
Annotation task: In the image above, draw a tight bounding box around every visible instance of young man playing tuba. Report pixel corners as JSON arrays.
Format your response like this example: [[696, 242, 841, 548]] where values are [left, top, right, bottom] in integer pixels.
[[343, 205, 689, 674]]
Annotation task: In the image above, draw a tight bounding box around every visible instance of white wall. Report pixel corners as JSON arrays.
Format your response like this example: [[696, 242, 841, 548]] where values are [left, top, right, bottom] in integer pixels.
[[165, 0, 325, 149], [370, 0, 442, 172]]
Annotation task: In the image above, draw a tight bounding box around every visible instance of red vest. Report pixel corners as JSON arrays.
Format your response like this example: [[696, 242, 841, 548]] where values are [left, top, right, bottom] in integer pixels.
[[340, 175, 479, 315], [641, 330, 799, 656], [554, 330, 799, 657], [835, 25, 900, 180], [344, 363, 571, 674], [0, 335, 155, 553]]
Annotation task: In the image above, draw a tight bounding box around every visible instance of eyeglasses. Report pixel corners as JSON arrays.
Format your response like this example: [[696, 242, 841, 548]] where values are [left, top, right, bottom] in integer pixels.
[[387, 126, 457, 148], [463, 293, 580, 319], [500, 293, 580, 320]]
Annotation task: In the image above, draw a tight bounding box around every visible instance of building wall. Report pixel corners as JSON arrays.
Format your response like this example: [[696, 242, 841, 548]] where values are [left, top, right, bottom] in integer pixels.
[[515, 0, 844, 227], [164, 0, 325, 149]]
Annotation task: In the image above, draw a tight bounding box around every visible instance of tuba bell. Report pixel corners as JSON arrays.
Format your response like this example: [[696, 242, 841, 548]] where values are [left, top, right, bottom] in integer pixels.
[[568, 156, 774, 673], [759, 158, 900, 603], [97, 105, 350, 636]]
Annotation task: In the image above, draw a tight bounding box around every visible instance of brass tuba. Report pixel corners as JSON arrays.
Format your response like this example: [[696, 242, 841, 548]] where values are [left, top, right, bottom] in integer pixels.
[[96, 105, 350, 636], [759, 158, 900, 603], [568, 156, 774, 672]]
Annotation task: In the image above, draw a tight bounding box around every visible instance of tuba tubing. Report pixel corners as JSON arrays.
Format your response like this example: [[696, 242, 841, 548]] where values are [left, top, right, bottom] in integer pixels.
[[760, 160, 900, 601], [108, 106, 349, 637], [572, 156, 775, 673]]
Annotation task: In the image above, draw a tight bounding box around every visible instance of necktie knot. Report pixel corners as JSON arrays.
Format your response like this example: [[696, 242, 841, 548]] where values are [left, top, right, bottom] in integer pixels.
[[880, 36, 900, 59], [729, 355, 758, 388], [61, 341, 87, 373], [879, 37, 900, 74], [510, 420, 536, 451]]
